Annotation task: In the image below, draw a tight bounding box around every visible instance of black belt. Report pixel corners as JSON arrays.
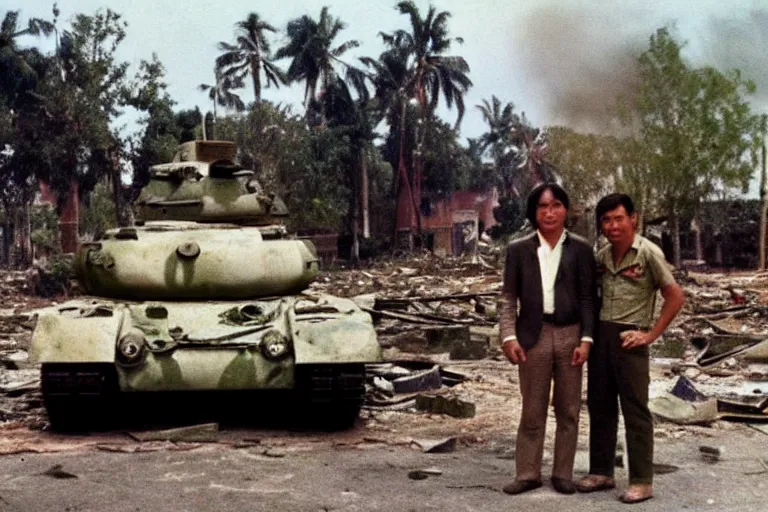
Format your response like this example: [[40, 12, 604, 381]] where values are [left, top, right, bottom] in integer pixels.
[[542, 313, 556, 324]]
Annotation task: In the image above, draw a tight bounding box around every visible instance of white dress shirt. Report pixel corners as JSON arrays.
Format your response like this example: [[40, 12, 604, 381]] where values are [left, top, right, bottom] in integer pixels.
[[537, 230, 566, 314]]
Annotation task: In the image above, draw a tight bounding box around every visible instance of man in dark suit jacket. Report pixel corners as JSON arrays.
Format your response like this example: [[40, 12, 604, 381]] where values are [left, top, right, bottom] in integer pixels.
[[500, 183, 597, 496]]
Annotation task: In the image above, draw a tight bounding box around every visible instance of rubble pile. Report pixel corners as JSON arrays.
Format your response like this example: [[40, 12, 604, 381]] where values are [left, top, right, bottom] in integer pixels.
[[650, 270, 768, 427], [1, 256, 768, 445]]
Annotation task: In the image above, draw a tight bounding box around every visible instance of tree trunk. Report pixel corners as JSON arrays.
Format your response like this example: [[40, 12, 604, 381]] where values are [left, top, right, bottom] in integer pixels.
[[361, 146, 370, 239], [251, 57, 262, 105], [16, 201, 32, 268], [112, 165, 129, 227], [210, 99, 217, 139], [670, 209, 681, 268], [692, 210, 703, 262], [694, 227, 703, 262], [2, 219, 11, 269], [349, 146, 361, 264], [759, 127, 767, 270]]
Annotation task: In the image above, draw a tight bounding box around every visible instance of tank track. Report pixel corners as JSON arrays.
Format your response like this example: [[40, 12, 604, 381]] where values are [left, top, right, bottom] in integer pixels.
[[296, 363, 366, 430], [41, 363, 118, 431]]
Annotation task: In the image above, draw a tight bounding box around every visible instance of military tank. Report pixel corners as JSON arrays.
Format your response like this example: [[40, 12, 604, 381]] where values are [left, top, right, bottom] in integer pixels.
[[30, 140, 381, 430]]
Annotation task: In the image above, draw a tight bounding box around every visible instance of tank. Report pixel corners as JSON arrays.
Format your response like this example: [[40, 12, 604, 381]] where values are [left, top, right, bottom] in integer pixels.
[[29, 140, 382, 430]]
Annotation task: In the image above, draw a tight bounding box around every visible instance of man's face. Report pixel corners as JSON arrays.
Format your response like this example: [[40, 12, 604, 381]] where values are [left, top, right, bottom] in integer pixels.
[[600, 205, 636, 244], [535, 189, 567, 235]]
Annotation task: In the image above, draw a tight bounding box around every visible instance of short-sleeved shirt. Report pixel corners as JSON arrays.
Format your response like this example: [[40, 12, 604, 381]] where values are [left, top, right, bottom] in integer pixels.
[[597, 235, 676, 328]]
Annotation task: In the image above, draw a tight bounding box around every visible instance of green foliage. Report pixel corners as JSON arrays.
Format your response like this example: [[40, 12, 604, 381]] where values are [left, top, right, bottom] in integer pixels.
[[624, 28, 762, 216], [420, 117, 476, 198], [30, 204, 59, 252], [617, 27, 762, 265], [490, 196, 525, 239], [0, 10, 54, 110], [80, 180, 116, 238], [33, 253, 75, 297], [215, 103, 348, 231], [124, 55, 201, 187], [546, 126, 621, 207]]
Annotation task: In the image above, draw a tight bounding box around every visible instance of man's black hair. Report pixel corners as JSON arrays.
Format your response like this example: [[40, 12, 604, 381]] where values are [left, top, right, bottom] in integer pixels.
[[595, 193, 635, 226], [526, 182, 570, 228]]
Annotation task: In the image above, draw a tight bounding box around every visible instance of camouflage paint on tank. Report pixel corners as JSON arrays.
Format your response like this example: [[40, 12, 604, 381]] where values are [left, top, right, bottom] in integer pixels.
[[29, 294, 381, 392]]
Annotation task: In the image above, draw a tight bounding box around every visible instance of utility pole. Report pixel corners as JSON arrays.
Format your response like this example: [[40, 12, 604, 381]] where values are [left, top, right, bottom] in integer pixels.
[[759, 114, 767, 270]]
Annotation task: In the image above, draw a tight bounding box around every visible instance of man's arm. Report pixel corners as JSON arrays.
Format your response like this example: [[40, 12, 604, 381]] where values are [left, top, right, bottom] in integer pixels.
[[578, 244, 597, 340], [572, 244, 596, 366], [499, 244, 526, 364], [622, 282, 685, 348]]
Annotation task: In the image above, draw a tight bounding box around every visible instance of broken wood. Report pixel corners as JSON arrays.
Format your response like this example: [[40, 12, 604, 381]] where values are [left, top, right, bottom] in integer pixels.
[[128, 423, 219, 443], [362, 307, 446, 325], [374, 292, 499, 309]]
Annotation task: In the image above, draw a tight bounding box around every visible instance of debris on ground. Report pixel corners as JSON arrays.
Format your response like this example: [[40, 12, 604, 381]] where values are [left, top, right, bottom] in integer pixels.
[[699, 445, 723, 463], [40, 464, 78, 479], [127, 423, 219, 443], [1, 259, 768, 450], [412, 437, 457, 453]]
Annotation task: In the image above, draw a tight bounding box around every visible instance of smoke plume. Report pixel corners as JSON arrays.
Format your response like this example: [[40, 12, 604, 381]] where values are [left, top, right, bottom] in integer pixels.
[[705, 9, 768, 107], [515, 6, 649, 132]]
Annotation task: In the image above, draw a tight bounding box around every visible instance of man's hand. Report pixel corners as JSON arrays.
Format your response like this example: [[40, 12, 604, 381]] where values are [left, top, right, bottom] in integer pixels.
[[502, 339, 527, 365], [571, 342, 591, 367], [620, 330, 654, 349]]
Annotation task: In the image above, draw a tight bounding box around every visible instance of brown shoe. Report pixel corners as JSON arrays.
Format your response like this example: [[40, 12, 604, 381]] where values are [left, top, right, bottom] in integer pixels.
[[551, 477, 576, 494], [620, 484, 653, 504], [502, 479, 543, 495], [575, 474, 616, 493]]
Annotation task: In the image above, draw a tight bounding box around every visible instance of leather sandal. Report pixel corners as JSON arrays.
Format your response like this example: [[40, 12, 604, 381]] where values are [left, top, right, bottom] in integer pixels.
[[575, 474, 616, 493], [620, 484, 653, 504]]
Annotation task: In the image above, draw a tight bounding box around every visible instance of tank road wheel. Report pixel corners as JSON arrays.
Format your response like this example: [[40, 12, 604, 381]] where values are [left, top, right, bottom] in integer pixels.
[[41, 363, 118, 432], [296, 364, 366, 430]]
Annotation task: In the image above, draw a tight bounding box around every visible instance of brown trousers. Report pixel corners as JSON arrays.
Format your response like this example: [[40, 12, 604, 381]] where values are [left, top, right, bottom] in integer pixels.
[[515, 323, 583, 481]]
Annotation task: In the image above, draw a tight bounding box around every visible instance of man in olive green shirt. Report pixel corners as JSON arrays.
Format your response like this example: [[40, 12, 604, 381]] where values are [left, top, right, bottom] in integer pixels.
[[576, 194, 685, 504]]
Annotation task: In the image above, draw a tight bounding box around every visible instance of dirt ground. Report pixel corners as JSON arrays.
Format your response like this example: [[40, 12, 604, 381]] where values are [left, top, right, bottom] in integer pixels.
[[1, 262, 768, 510]]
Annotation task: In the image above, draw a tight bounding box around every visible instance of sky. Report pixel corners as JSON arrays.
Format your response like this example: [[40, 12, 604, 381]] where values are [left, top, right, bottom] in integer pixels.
[[14, 0, 768, 195]]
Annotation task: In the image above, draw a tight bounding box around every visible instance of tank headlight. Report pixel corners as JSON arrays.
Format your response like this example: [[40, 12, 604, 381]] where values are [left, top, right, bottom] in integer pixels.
[[117, 332, 146, 365], [261, 330, 291, 360]]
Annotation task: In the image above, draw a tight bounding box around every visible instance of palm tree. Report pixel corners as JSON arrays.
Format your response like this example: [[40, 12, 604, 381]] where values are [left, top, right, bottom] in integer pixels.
[[198, 71, 245, 138], [380, 1, 472, 128], [322, 73, 381, 261], [0, 10, 54, 108], [361, 1, 471, 246], [476, 95, 554, 198], [275, 6, 359, 110], [476, 96, 521, 159], [215, 13, 286, 105]]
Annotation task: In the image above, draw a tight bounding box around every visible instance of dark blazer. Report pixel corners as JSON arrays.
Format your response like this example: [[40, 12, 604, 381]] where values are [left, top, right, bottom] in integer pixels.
[[500, 231, 596, 350]]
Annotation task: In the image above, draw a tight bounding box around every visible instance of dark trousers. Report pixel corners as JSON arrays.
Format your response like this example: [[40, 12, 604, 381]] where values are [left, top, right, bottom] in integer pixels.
[[516, 323, 582, 481], [587, 321, 654, 485]]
